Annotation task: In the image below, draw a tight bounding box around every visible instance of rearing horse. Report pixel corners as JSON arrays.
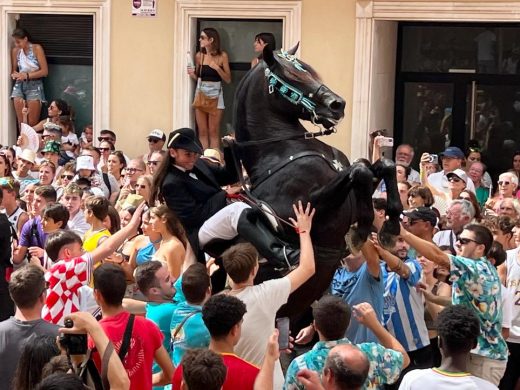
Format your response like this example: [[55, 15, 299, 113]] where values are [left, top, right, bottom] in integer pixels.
[[233, 44, 402, 320]]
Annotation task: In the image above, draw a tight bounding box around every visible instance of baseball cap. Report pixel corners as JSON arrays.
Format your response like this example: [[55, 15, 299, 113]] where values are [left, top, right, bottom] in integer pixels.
[[446, 168, 468, 184], [440, 146, 464, 159], [404, 207, 438, 226], [147, 129, 166, 141]]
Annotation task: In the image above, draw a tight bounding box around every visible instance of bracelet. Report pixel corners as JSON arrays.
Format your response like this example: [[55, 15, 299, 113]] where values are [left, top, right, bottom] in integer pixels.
[[390, 259, 402, 272], [294, 227, 307, 234]]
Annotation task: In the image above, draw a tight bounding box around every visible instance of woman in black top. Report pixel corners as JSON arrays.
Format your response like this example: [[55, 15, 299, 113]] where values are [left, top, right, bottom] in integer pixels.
[[188, 28, 231, 150]]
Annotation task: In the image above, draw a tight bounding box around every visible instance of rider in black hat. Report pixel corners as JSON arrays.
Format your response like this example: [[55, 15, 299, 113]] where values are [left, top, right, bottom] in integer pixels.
[[152, 128, 299, 268]]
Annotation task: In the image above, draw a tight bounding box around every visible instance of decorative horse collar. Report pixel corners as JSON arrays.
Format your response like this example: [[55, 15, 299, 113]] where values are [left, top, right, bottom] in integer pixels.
[[264, 52, 317, 118]]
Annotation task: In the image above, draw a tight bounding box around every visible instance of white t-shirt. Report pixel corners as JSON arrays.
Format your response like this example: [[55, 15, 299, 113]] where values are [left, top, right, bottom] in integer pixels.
[[506, 247, 520, 342], [62, 133, 79, 158], [501, 285, 512, 330], [399, 368, 498, 390], [233, 277, 291, 390]]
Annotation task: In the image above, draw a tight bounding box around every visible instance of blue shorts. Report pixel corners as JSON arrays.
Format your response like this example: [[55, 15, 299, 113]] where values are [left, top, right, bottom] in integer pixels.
[[11, 79, 46, 102]]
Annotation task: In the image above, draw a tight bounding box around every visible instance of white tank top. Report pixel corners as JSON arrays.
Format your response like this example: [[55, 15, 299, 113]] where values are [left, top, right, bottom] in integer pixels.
[[7, 207, 25, 235], [506, 247, 520, 342]]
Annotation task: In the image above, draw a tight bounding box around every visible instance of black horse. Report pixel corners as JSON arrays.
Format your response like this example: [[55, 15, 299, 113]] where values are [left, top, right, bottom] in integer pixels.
[[231, 44, 402, 321]]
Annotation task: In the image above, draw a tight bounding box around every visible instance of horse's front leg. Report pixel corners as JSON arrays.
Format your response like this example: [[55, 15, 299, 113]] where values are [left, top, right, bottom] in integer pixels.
[[310, 161, 375, 253], [371, 158, 403, 249]]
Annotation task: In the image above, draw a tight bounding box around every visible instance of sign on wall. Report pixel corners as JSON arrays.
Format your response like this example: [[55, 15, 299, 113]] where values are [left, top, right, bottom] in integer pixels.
[[132, 0, 157, 17]]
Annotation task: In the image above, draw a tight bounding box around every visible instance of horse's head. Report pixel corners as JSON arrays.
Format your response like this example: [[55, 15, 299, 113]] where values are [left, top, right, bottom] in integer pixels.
[[262, 43, 346, 129]]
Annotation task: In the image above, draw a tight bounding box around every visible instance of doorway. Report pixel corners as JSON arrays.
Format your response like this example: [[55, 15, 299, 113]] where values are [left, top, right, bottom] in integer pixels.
[[195, 18, 283, 135], [394, 22, 520, 179]]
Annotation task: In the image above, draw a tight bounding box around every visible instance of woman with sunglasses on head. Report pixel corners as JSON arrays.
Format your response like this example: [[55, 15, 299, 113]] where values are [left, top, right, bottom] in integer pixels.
[[188, 27, 231, 150], [10, 28, 48, 128]]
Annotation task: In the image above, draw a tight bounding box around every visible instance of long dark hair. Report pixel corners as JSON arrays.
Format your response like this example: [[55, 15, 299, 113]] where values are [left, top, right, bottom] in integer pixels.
[[150, 204, 187, 248], [201, 28, 222, 55], [255, 32, 276, 59], [151, 151, 174, 204], [13, 335, 60, 390], [12, 28, 31, 41]]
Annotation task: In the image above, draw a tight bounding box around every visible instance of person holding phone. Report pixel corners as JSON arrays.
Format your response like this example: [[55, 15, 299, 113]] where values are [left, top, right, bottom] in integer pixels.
[[221, 201, 316, 390]]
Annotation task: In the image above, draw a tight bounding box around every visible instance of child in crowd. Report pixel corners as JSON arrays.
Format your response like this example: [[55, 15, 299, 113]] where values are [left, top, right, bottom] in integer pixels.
[[82, 195, 111, 252], [42, 202, 145, 325]]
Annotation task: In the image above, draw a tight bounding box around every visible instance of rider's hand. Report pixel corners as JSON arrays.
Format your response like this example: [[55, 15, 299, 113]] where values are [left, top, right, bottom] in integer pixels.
[[295, 324, 315, 345], [289, 200, 315, 234]]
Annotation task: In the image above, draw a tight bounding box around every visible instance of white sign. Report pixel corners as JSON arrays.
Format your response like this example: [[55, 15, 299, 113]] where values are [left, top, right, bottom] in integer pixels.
[[132, 0, 157, 17]]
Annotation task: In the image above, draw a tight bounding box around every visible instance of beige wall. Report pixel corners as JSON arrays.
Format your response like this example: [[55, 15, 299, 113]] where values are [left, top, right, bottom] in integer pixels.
[[300, 0, 356, 154], [110, 0, 357, 157]]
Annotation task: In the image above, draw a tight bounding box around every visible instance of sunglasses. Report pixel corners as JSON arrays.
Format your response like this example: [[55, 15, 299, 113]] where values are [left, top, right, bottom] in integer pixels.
[[456, 236, 481, 245], [126, 168, 143, 173], [98, 147, 111, 152], [498, 181, 511, 186], [97, 137, 114, 143], [135, 184, 147, 189], [148, 138, 160, 144], [448, 176, 462, 183], [147, 160, 159, 166], [61, 174, 74, 180]]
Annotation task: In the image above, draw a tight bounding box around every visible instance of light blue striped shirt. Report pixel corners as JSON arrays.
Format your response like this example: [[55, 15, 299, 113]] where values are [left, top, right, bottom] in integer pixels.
[[382, 258, 430, 352]]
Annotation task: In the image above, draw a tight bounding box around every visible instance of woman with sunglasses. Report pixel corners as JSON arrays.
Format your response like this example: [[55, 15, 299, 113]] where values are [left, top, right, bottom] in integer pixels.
[[422, 152, 470, 214], [485, 171, 518, 214], [135, 174, 153, 205], [55, 161, 75, 200], [188, 28, 231, 150], [146, 150, 164, 176], [32, 99, 69, 133]]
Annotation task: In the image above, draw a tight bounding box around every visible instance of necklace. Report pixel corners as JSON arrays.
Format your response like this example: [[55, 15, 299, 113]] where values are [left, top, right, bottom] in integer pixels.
[[151, 237, 162, 244]]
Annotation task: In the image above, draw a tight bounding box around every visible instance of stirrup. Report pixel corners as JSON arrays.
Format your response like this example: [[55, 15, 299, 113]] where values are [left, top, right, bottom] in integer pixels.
[[273, 246, 298, 273]]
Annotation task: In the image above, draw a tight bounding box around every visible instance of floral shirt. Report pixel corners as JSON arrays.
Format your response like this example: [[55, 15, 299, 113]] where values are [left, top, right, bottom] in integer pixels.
[[449, 255, 508, 360], [284, 338, 403, 390]]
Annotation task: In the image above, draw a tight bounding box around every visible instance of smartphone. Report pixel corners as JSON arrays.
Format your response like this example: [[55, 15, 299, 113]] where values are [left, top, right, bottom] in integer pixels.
[[429, 154, 439, 165], [276, 317, 290, 350], [380, 137, 394, 147]]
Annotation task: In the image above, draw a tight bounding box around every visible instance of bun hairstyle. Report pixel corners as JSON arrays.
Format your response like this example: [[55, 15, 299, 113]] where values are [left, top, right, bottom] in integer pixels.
[[12, 28, 31, 40]]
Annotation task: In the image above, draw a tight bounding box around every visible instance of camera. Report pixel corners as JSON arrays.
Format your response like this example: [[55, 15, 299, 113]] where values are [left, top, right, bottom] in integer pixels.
[[379, 137, 394, 147], [428, 154, 439, 164], [59, 319, 88, 355]]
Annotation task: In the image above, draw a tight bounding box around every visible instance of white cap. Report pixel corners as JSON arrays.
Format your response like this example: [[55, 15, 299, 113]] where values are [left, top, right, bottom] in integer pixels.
[[18, 149, 36, 164], [147, 129, 166, 141], [76, 155, 95, 171]]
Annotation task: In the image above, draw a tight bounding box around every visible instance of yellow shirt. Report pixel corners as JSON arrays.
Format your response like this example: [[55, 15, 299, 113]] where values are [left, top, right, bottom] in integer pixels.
[[82, 228, 111, 252]]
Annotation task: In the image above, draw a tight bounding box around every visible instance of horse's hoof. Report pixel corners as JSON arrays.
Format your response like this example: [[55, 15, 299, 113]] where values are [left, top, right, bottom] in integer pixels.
[[378, 220, 399, 251], [346, 225, 365, 255]]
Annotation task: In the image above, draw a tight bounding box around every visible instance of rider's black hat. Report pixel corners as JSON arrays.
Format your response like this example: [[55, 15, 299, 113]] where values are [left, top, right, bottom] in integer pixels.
[[167, 128, 203, 154]]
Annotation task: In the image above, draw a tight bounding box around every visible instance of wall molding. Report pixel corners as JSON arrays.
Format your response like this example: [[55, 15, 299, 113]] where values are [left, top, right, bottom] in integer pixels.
[[0, 0, 110, 146], [173, 0, 301, 130], [351, 0, 520, 159]]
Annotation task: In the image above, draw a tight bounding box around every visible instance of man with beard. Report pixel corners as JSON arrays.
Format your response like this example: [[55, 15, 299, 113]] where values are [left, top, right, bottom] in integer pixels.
[[373, 236, 430, 389], [433, 199, 475, 254]]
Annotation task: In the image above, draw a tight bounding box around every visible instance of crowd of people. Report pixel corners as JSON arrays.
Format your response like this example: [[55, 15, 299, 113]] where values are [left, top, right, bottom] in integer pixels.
[[0, 24, 520, 390]]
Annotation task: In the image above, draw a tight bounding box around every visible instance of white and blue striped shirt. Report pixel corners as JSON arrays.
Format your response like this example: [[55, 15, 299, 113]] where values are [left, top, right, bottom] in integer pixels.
[[382, 258, 430, 352]]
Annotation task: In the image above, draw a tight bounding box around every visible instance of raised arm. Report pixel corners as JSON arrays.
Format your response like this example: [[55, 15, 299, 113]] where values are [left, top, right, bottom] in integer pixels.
[[287, 201, 316, 293], [371, 238, 411, 280], [90, 202, 145, 264], [361, 239, 381, 279], [353, 302, 410, 369], [399, 225, 450, 268]]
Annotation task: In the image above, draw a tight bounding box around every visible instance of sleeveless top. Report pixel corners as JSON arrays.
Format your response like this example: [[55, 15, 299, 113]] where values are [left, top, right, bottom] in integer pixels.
[[7, 207, 25, 234], [136, 241, 157, 266], [17, 44, 40, 73], [82, 229, 111, 252], [201, 65, 222, 82]]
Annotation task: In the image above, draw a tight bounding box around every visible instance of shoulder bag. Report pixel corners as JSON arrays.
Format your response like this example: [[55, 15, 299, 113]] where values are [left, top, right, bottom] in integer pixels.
[[192, 54, 219, 115]]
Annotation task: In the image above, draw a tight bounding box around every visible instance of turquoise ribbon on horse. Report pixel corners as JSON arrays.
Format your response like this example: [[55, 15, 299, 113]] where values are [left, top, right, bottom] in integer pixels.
[[264, 68, 317, 114]]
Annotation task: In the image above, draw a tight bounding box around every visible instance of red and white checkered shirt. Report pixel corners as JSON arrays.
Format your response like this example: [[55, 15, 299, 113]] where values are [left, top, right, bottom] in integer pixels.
[[42, 254, 93, 325]]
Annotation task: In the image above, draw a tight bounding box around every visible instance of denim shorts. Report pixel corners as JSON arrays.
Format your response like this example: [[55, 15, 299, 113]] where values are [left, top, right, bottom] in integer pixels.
[[199, 81, 224, 109], [11, 79, 46, 102]]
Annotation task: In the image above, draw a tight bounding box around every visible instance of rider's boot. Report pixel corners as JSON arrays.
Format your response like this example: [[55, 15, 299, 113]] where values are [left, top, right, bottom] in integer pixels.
[[237, 207, 300, 270]]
